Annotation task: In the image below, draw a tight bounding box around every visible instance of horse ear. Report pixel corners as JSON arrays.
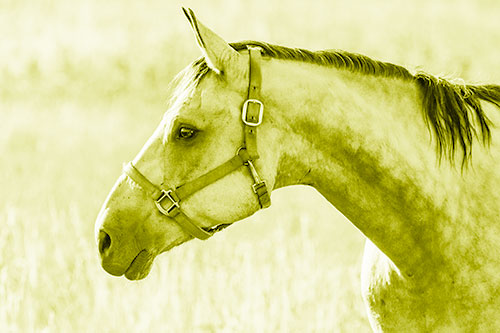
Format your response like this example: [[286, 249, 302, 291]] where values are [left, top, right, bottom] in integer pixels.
[[182, 7, 241, 75]]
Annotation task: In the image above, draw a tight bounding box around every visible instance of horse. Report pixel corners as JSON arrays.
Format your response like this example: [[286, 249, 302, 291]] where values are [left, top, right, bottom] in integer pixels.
[[95, 8, 500, 332]]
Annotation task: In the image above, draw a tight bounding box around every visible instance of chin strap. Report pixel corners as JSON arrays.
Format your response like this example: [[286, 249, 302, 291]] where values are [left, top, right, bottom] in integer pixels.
[[123, 46, 270, 240]]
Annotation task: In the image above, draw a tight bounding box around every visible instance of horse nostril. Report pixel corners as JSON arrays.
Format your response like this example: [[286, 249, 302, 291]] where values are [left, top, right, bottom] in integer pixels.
[[98, 230, 112, 256]]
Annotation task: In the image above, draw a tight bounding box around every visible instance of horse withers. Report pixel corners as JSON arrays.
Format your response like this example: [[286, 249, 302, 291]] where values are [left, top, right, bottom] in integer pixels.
[[95, 8, 500, 331]]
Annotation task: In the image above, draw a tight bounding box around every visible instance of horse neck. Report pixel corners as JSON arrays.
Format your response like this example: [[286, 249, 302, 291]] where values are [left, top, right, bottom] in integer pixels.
[[263, 59, 454, 275]]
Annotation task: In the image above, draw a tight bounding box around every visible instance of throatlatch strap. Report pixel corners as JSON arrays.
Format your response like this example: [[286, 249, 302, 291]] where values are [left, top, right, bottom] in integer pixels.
[[244, 47, 263, 159]]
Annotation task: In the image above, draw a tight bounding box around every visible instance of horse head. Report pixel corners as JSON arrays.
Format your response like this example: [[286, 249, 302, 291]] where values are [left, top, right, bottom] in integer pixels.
[[94, 8, 280, 280]]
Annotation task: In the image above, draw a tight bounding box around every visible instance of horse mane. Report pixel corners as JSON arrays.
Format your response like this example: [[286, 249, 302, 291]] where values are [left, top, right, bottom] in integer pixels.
[[414, 75, 499, 165], [185, 40, 500, 165]]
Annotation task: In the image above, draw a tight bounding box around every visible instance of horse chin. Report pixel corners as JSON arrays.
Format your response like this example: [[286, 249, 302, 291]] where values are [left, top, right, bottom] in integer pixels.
[[124, 250, 155, 280]]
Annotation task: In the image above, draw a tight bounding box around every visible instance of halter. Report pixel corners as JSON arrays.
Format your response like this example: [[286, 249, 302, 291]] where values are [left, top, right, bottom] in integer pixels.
[[123, 46, 271, 240]]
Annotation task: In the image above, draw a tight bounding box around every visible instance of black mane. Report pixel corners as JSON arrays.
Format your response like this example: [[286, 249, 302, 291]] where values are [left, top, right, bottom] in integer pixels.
[[185, 40, 500, 165]]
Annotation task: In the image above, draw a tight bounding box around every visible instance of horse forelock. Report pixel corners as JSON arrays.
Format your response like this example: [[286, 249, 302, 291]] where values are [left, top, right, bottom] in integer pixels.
[[166, 57, 209, 112]]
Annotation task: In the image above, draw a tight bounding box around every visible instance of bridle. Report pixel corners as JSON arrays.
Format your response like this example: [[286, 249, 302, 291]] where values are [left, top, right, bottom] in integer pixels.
[[123, 46, 271, 240]]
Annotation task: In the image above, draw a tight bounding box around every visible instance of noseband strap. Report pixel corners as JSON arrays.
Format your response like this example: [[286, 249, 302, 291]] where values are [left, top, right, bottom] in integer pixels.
[[123, 46, 270, 240]]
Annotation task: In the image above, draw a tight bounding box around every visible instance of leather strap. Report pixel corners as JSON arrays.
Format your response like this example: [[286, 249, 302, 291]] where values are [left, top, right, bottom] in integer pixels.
[[122, 46, 271, 240], [242, 46, 270, 208], [164, 205, 213, 239], [253, 177, 271, 208], [123, 162, 163, 199], [124, 162, 213, 239], [175, 153, 247, 199], [123, 149, 253, 240], [243, 47, 263, 159]]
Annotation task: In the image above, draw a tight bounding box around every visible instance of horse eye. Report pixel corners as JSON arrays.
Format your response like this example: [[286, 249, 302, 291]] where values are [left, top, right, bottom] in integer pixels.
[[178, 127, 196, 140]]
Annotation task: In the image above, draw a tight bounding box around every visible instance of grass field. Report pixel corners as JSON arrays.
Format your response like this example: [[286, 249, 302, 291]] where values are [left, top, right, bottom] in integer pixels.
[[1, 0, 499, 331]]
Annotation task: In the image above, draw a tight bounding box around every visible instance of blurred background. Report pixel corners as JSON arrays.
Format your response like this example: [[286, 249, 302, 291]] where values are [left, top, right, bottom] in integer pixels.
[[1, 0, 499, 331]]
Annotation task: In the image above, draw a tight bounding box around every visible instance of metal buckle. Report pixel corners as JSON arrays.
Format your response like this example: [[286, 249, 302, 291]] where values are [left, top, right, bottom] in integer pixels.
[[244, 159, 262, 183], [241, 99, 264, 127], [154, 190, 179, 216], [252, 181, 267, 194]]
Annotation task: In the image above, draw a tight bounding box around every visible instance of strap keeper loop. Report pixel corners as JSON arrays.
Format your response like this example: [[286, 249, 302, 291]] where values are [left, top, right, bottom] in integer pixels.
[[252, 181, 267, 194]]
